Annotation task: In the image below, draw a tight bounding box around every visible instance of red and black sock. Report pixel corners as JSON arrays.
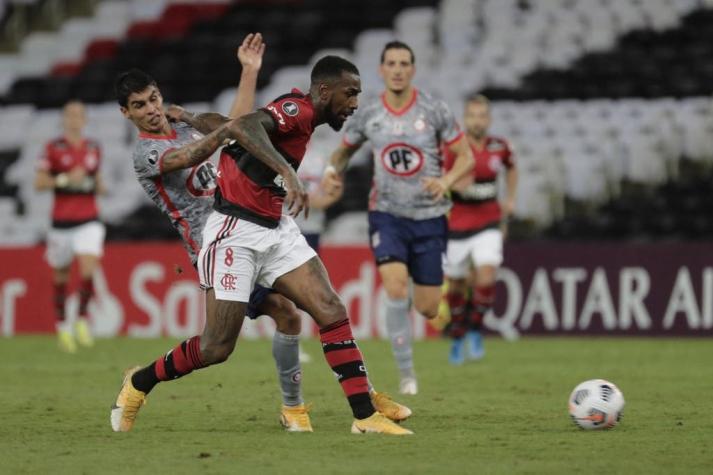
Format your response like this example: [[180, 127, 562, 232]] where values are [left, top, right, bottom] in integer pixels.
[[78, 277, 94, 319], [471, 285, 495, 331], [319, 319, 374, 420], [53, 282, 67, 322], [446, 290, 468, 339], [131, 336, 205, 394]]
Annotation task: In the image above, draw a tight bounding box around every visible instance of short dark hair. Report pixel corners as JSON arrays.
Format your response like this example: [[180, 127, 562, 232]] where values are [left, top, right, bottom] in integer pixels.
[[310, 55, 360, 84], [114, 69, 157, 107], [380, 40, 415, 64], [465, 94, 490, 109]]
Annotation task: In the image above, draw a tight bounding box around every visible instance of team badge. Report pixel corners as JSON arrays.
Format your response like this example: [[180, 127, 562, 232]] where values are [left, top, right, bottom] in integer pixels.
[[220, 273, 237, 291], [282, 101, 299, 116], [380, 143, 424, 176], [414, 118, 426, 131], [148, 149, 159, 165], [489, 156, 503, 172], [84, 152, 98, 169]]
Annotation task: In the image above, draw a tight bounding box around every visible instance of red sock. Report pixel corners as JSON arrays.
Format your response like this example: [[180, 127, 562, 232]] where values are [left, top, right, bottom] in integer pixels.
[[131, 336, 205, 394], [471, 285, 495, 330], [53, 282, 67, 322], [319, 319, 374, 419], [78, 277, 94, 319], [446, 290, 468, 338]]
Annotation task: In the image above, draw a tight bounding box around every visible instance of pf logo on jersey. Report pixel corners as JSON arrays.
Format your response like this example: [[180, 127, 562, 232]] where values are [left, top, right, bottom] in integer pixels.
[[380, 143, 424, 177], [186, 162, 217, 197]]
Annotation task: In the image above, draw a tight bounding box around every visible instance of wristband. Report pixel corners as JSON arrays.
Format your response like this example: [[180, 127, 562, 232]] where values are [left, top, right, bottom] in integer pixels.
[[324, 165, 337, 177]]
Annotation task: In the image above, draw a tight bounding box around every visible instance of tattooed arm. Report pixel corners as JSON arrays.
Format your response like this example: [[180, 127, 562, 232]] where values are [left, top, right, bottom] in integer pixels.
[[160, 122, 233, 174], [227, 110, 308, 217], [165, 105, 230, 135]]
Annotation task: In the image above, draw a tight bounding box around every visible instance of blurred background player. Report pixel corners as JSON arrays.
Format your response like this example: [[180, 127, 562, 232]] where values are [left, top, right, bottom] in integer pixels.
[[324, 41, 474, 395], [294, 130, 345, 253], [34, 100, 105, 353], [443, 94, 518, 364]]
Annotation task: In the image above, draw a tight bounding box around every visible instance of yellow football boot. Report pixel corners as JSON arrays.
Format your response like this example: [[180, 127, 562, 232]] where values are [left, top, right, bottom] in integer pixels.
[[57, 328, 77, 354], [370, 391, 412, 422], [280, 403, 314, 432], [351, 412, 413, 435], [110, 366, 146, 432], [75, 319, 94, 347]]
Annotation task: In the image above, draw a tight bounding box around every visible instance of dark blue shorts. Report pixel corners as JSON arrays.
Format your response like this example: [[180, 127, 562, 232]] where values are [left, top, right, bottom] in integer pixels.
[[368, 211, 447, 286], [246, 284, 274, 319], [303, 232, 321, 253]]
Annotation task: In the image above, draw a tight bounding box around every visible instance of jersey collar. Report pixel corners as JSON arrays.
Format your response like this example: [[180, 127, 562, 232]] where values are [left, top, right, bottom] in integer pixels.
[[381, 88, 418, 116], [139, 127, 177, 140]]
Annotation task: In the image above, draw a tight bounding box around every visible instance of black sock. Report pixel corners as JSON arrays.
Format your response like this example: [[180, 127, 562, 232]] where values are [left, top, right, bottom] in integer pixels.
[[131, 363, 159, 394]]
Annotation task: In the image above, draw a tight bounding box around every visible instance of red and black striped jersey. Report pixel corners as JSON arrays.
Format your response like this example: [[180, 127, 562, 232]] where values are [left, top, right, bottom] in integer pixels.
[[444, 136, 515, 237], [214, 89, 317, 228], [38, 137, 101, 227]]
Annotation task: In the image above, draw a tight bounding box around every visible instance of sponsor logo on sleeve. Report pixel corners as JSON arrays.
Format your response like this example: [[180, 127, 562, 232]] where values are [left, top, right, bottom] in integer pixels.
[[148, 149, 160, 165], [282, 101, 299, 116]]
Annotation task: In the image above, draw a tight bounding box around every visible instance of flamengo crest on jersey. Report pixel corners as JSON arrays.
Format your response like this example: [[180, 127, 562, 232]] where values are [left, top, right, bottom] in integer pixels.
[[132, 122, 217, 263], [342, 89, 463, 220]]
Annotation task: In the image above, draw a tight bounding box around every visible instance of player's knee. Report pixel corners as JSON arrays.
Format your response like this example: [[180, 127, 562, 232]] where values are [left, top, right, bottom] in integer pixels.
[[273, 301, 302, 335], [200, 338, 237, 365], [415, 300, 439, 320], [316, 292, 347, 324], [383, 281, 409, 300], [449, 278, 468, 294]]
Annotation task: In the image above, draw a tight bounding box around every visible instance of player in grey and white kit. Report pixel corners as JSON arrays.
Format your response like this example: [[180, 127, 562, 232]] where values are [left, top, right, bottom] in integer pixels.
[[112, 34, 313, 432], [324, 41, 475, 395]]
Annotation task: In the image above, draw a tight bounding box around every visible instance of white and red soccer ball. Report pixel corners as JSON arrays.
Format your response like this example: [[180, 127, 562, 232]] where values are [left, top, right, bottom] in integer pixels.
[[568, 379, 625, 430]]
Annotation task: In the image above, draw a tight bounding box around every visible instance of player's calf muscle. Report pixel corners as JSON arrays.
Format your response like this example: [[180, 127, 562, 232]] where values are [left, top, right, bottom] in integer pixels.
[[200, 300, 244, 364]]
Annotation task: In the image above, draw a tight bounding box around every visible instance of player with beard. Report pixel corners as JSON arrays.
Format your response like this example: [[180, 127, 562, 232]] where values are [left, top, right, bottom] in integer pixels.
[[443, 94, 517, 364], [323, 41, 475, 395], [112, 54, 411, 435]]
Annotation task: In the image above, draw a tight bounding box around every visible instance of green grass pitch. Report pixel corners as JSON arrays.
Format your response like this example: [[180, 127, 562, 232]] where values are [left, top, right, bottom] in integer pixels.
[[1, 336, 712, 474]]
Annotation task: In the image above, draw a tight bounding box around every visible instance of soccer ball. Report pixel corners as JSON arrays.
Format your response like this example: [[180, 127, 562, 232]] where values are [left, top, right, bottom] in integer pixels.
[[568, 379, 625, 430]]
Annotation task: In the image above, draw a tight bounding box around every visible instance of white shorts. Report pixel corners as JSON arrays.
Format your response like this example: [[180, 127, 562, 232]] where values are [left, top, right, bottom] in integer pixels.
[[45, 221, 106, 268], [198, 211, 317, 302], [444, 228, 503, 279]]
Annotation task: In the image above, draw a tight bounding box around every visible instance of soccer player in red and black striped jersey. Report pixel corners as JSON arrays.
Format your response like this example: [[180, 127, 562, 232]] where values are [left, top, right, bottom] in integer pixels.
[[35, 100, 106, 353], [111, 56, 411, 435], [204, 56, 410, 435], [442, 94, 518, 364]]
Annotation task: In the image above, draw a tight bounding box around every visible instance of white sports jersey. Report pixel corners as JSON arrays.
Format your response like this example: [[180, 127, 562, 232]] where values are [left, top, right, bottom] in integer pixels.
[[343, 88, 463, 220], [132, 122, 217, 264]]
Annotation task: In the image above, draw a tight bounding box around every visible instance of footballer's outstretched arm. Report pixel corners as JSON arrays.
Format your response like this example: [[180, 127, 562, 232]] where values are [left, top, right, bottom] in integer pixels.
[[228, 110, 308, 217], [159, 122, 234, 174], [228, 32, 264, 119]]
